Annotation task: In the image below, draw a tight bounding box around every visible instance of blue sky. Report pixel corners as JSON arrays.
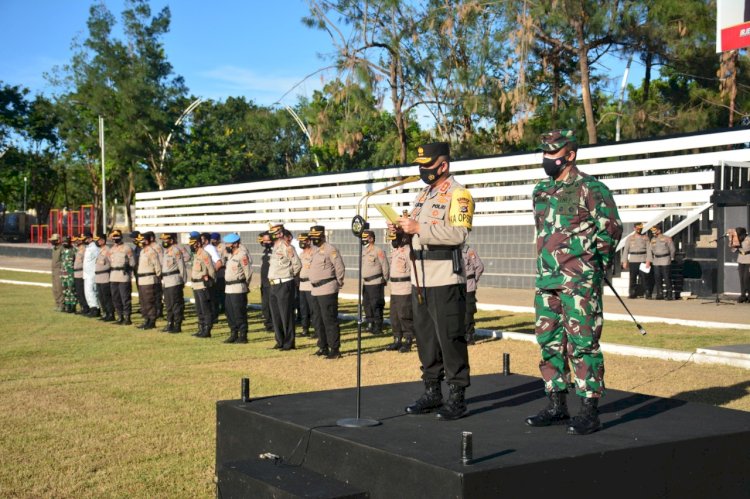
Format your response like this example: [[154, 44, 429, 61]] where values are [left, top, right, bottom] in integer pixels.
[[0, 0, 337, 106], [0, 0, 644, 124]]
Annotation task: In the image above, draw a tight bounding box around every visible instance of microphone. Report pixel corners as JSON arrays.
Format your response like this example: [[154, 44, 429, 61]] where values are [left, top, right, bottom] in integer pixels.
[[709, 233, 730, 243]]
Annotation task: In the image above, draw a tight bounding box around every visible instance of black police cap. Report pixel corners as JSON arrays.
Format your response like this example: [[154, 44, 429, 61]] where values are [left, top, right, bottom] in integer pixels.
[[413, 142, 450, 165]]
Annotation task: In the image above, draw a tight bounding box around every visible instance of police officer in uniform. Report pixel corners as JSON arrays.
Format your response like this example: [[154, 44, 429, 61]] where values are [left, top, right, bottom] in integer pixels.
[[93, 234, 115, 321], [394, 142, 474, 421], [258, 231, 274, 331], [136, 232, 162, 330], [223, 233, 252, 344], [308, 225, 346, 359], [73, 236, 89, 314], [621, 222, 649, 298], [297, 232, 315, 337], [210, 232, 227, 315], [463, 245, 484, 345], [646, 224, 675, 300], [361, 230, 390, 335], [50, 233, 64, 311], [189, 234, 216, 338], [386, 229, 414, 352], [268, 223, 302, 350], [109, 230, 135, 325], [525, 130, 622, 435], [160, 233, 187, 333]]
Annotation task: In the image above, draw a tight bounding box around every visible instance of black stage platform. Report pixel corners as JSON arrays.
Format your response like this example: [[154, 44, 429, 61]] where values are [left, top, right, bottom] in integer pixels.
[[216, 374, 750, 498]]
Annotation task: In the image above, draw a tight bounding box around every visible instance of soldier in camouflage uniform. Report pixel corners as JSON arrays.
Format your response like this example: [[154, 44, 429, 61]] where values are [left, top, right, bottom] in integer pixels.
[[525, 130, 622, 436], [61, 236, 77, 313], [645, 224, 675, 300]]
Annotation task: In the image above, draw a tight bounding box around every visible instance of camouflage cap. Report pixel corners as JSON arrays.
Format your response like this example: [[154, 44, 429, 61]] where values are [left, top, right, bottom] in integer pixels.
[[539, 129, 577, 152]]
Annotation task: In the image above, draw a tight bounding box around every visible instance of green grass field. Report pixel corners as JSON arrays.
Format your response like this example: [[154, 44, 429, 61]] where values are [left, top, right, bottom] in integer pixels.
[[1, 277, 749, 497]]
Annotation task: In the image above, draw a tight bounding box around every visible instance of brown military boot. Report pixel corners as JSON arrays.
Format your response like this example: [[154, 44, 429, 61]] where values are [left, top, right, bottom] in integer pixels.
[[525, 391, 570, 427]]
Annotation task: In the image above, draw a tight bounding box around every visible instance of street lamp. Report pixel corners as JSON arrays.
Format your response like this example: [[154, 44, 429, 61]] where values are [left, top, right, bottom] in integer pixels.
[[23, 176, 27, 212], [99, 116, 106, 236]]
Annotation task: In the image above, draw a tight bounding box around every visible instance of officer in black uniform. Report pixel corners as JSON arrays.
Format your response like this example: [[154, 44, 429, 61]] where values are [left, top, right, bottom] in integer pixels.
[[259, 231, 274, 331]]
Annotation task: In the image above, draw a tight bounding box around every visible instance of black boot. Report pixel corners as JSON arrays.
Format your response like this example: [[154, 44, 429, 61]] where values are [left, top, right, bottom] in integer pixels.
[[192, 324, 204, 337], [139, 319, 156, 330], [525, 391, 570, 427], [103, 313, 116, 322], [373, 320, 383, 335], [405, 381, 443, 414], [436, 384, 467, 421], [235, 330, 248, 344], [224, 330, 238, 343], [465, 333, 475, 345], [123, 314, 132, 326], [88, 307, 100, 318], [385, 338, 402, 351], [567, 397, 602, 435], [398, 337, 413, 353], [326, 348, 342, 359], [314, 347, 329, 357], [161, 321, 174, 333], [169, 321, 182, 334]]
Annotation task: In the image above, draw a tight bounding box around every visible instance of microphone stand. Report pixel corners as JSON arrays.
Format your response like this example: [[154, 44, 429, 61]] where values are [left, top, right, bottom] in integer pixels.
[[337, 175, 419, 429]]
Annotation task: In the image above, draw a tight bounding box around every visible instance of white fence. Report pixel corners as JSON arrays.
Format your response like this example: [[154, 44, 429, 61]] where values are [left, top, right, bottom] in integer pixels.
[[135, 129, 750, 234]]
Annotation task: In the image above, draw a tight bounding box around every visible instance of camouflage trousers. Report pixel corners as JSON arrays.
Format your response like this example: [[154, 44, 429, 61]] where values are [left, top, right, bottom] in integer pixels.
[[534, 286, 604, 398]]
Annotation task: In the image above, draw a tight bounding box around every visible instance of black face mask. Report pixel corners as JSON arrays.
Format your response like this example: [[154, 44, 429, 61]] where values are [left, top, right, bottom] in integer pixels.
[[162, 241, 170, 248], [311, 238, 324, 247], [226, 246, 233, 253], [113, 238, 122, 244], [542, 155, 568, 178], [361, 239, 370, 247], [262, 242, 273, 249], [419, 166, 441, 185]]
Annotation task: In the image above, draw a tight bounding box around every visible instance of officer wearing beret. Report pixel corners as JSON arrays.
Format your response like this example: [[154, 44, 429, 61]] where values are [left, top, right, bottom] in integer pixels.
[[361, 229, 390, 335], [223, 233, 253, 344], [526, 130, 622, 435], [109, 229, 135, 325], [394, 141, 474, 420], [308, 225, 346, 359]]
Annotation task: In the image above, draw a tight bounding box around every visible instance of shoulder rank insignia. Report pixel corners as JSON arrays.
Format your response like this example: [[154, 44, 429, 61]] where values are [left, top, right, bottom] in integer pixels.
[[449, 187, 474, 229]]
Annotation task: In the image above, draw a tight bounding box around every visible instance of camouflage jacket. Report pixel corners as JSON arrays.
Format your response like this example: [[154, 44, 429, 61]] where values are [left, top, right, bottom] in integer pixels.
[[533, 165, 622, 290]]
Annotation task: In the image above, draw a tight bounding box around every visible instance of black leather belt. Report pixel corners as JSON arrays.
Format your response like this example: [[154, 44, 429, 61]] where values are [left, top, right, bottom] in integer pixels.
[[414, 250, 453, 261], [138, 272, 156, 277], [191, 278, 204, 283], [225, 279, 245, 286], [629, 251, 646, 255], [162, 270, 180, 277], [110, 266, 126, 271], [299, 277, 310, 282], [312, 277, 335, 288], [390, 276, 410, 282], [466, 274, 475, 280], [654, 253, 670, 258], [363, 273, 383, 282], [95, 270, 110, 274]]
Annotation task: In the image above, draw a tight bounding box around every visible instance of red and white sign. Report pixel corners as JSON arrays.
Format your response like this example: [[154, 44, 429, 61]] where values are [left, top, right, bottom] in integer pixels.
[[717, 0, 750, 52]]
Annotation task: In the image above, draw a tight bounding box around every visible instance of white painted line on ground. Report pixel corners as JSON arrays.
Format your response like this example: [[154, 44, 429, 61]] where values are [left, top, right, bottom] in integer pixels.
[[0, 267, 51, 274]]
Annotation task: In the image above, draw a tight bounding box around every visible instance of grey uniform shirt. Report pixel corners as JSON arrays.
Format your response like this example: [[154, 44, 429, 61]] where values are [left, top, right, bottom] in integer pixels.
[[74, 246, 85, 278], [94, 246, 111, 284], [109, 244, 135, 283], [463, 246, 484, 293], [268, 240, 301, 281], [389, 245, 411, 296], [299, 248, 314, 292], [224, 250, 252, 294], [309, 242, 345, 296], [410, 175, 470, 288], [624, 233, 649, 264], [647, 235, 675, 266], [732, 237, 750, 264], [190, 248, 216, 290], [362, 244, 389, 285], [161, 245, 187, 288], [137, 244, 162, 285]]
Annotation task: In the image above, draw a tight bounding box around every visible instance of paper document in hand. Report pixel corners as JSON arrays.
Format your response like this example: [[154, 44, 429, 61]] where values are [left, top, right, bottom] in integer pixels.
[[374, 204, 400, 223], [639, 262, 651, 274]]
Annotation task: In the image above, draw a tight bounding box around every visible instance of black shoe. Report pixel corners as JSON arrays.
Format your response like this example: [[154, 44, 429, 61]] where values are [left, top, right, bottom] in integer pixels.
[[224, 334, 238, 344], [103, 314, 116, 322], [161, 322, 175, 333], [436, 384, 467, 420], [405, 381, 443, 414], [191, 326, 204, 337], [138, 319, 155, 330], [385, 340, 402, 351], [123, 315, 132, 326], [567, 397, 602, 435], [168, 323, 182, 334], [398, 339, 413, 353], [314, 348, 329, 357], [325, 348, 342, 359], [525, 391, 570, 427], [235, 334, 248, 344], [282, 345, 296, 351], [644, 295, 652, 300], [465, 333, 475, 345], [271, 344, 281, 349]]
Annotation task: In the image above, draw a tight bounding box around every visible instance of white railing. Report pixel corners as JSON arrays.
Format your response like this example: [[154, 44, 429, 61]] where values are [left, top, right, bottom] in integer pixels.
[[135, 129, 750, 233]]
